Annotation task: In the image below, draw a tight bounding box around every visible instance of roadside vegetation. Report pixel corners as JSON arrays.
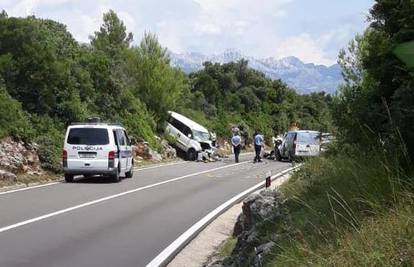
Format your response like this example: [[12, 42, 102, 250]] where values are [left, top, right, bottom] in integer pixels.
[[0, 172, 59, 189], [183, 61, 333, 141], [0, 9, 332, 173], [252, 1, 414, 266], [263, 151, 413, 266]]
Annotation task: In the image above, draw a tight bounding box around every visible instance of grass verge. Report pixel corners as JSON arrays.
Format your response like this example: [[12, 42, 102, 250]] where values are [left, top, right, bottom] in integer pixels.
[[0, 172, 61, 189], [219, 237, 238, 258], [258, 150, 414, 266]]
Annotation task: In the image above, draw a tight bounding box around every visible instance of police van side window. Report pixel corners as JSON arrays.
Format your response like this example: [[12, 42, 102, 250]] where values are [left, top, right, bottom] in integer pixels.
[[117, 129, 126, 146], [123, 130, 130, 146], [171, 118, 187, 135], [113, 130, 118, 146], [182, 126, 192, 137], [169, 118, 180, 130]]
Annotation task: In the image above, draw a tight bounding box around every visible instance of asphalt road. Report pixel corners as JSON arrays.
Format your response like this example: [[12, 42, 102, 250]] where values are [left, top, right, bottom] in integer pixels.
[[0, 154, 291, 267]]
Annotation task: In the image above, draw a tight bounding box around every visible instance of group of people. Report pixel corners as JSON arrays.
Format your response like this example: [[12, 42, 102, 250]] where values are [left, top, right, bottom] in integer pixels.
[[231, 128, 264, 163]]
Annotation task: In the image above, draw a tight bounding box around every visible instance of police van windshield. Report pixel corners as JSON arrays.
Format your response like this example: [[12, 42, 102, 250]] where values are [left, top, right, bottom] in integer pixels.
[[193, 130, 210, 142], [67, 128, 109, 145], [297, 132, 320, 145]]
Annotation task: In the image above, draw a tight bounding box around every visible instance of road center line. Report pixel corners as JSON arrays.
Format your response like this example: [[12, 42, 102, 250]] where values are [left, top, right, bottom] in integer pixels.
[[134, 161, 188, 171], [0, 161, 249, 234], [0, 161, 189, 196]]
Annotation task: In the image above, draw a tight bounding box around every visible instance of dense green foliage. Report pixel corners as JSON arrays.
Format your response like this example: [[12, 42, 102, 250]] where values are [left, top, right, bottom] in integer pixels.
[[257, 1, 414, 266], [0, 12, 146, 171], [264, 151, 414, 266], [125, 33, 187, 128], [0, 9, 333, 172], [0, 81, 33, 140], [336, 0, 414, 162], [182, 61, 333, 142]]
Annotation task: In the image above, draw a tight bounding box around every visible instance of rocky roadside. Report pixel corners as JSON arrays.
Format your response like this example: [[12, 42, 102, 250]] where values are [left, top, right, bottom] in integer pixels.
[[0, 136, 179, 190], [207, 189, 291, 267], [167, 174, 292, 267], [0, 137, 45, 188]]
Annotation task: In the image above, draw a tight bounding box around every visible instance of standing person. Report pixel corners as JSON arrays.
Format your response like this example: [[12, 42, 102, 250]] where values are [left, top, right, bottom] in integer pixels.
[[231, 128, 242, 163], [254, 131, 264, 163]]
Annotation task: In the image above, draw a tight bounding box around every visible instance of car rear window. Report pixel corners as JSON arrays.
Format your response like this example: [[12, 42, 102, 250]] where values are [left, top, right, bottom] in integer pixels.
[[67, 128, 109, 145], [297, 132, 320, 144]]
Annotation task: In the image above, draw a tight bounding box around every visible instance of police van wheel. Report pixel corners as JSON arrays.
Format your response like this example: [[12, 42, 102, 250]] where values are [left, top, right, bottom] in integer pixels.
[[64, 174, 74, 183], [186, 149, 197, 161], [112, 167, 121, 183], [125, 167, 133, 178]]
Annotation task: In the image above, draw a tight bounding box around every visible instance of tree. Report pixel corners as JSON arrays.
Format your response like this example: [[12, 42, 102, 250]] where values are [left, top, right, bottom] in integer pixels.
[[187, 59, 333, 140], [0, 10, 7, 19], [334, 0, 414, 161], [128, 32, 186, 127], [0, 16, 89, 122], [90, 9, 133, 57]]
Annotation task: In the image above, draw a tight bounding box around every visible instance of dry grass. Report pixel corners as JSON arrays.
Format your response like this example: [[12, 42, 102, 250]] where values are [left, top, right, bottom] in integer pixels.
[[0, 172, 60, 189], [260, 150, 414, 267], [219, 237, 238, 257]]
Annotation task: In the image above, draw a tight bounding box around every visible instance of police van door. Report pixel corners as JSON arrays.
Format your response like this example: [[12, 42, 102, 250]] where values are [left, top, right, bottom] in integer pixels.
[[123, 130, 133, 170], [115, 129, 128, 172]]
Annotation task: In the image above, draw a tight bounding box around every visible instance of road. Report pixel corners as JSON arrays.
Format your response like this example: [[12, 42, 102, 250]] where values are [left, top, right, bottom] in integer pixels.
[[0, 154, 291, 267]]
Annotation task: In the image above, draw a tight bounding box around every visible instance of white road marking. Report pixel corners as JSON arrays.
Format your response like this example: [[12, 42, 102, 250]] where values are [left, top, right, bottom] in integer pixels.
[[146, 166, 298, 267], [0, 161, 188, 196], [0, 182, 61, 196], [0, 161, 249, 234], [134, 161, 188, 171]]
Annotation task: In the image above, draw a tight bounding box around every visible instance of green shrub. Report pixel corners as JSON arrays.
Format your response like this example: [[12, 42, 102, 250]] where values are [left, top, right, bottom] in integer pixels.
[[162, 132, 177, 146], [264, 147, 412, 266], [32, 116, 64, 173], [0, 83, 34, 141]]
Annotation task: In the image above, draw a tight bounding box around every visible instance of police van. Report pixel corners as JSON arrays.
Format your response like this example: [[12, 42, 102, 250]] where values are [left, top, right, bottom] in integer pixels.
[[165, 111, 213, 161], [63, 120, 134, 183]]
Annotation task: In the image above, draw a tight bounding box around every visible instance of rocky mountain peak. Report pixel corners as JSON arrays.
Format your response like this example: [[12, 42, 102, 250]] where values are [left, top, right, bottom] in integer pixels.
[[170, 50, 343, 94]]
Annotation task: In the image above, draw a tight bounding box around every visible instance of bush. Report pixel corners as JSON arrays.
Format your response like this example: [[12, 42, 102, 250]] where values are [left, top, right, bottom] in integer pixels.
[[264, 147, 413, 266], [32, 116, 64, 173], [0, 83, 34, 141]]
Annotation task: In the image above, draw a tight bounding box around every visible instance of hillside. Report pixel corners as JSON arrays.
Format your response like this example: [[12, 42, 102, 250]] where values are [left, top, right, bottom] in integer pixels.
[[0, 10, 334, 176], [170, 50, 343, 94]]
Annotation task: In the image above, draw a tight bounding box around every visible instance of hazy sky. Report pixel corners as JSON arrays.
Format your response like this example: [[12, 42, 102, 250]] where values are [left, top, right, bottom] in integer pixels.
[[1, 0, 374, 65]]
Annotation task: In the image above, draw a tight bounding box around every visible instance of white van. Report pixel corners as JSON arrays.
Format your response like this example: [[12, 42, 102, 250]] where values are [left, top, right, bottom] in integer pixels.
[[165, 111, 213, 160], [277, 130, 321, 161], [63, 122, 134, 183]]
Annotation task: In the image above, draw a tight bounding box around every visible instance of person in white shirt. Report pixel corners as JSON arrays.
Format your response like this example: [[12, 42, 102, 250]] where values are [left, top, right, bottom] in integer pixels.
[[231, 129, 242, 163], [253, 131, 264, 163]]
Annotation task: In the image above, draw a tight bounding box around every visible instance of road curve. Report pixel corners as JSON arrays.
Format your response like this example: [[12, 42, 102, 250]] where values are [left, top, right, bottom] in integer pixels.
[[0, 154, 291, 267]]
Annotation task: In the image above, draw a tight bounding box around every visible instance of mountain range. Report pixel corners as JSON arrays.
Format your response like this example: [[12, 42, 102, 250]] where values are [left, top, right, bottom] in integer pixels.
[[170, 49, 343, 94]]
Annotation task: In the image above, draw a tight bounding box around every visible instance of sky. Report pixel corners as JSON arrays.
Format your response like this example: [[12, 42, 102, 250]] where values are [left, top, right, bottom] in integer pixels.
[[1, 0, 374, 65]]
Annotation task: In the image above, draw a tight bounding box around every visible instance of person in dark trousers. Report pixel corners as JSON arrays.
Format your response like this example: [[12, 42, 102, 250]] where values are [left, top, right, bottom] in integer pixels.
[[253, 131, 264, 163], [231, 129, 242, 163]]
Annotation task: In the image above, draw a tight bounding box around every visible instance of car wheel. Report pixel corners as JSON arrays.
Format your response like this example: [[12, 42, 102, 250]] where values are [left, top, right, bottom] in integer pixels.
[[287, 152, 293, 162], [112, 166, 121, 183], [186, 148, 197, 161], [275, 149, 282, 161], [125, 166, 133, 178], [64, 174, 74, 183]]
